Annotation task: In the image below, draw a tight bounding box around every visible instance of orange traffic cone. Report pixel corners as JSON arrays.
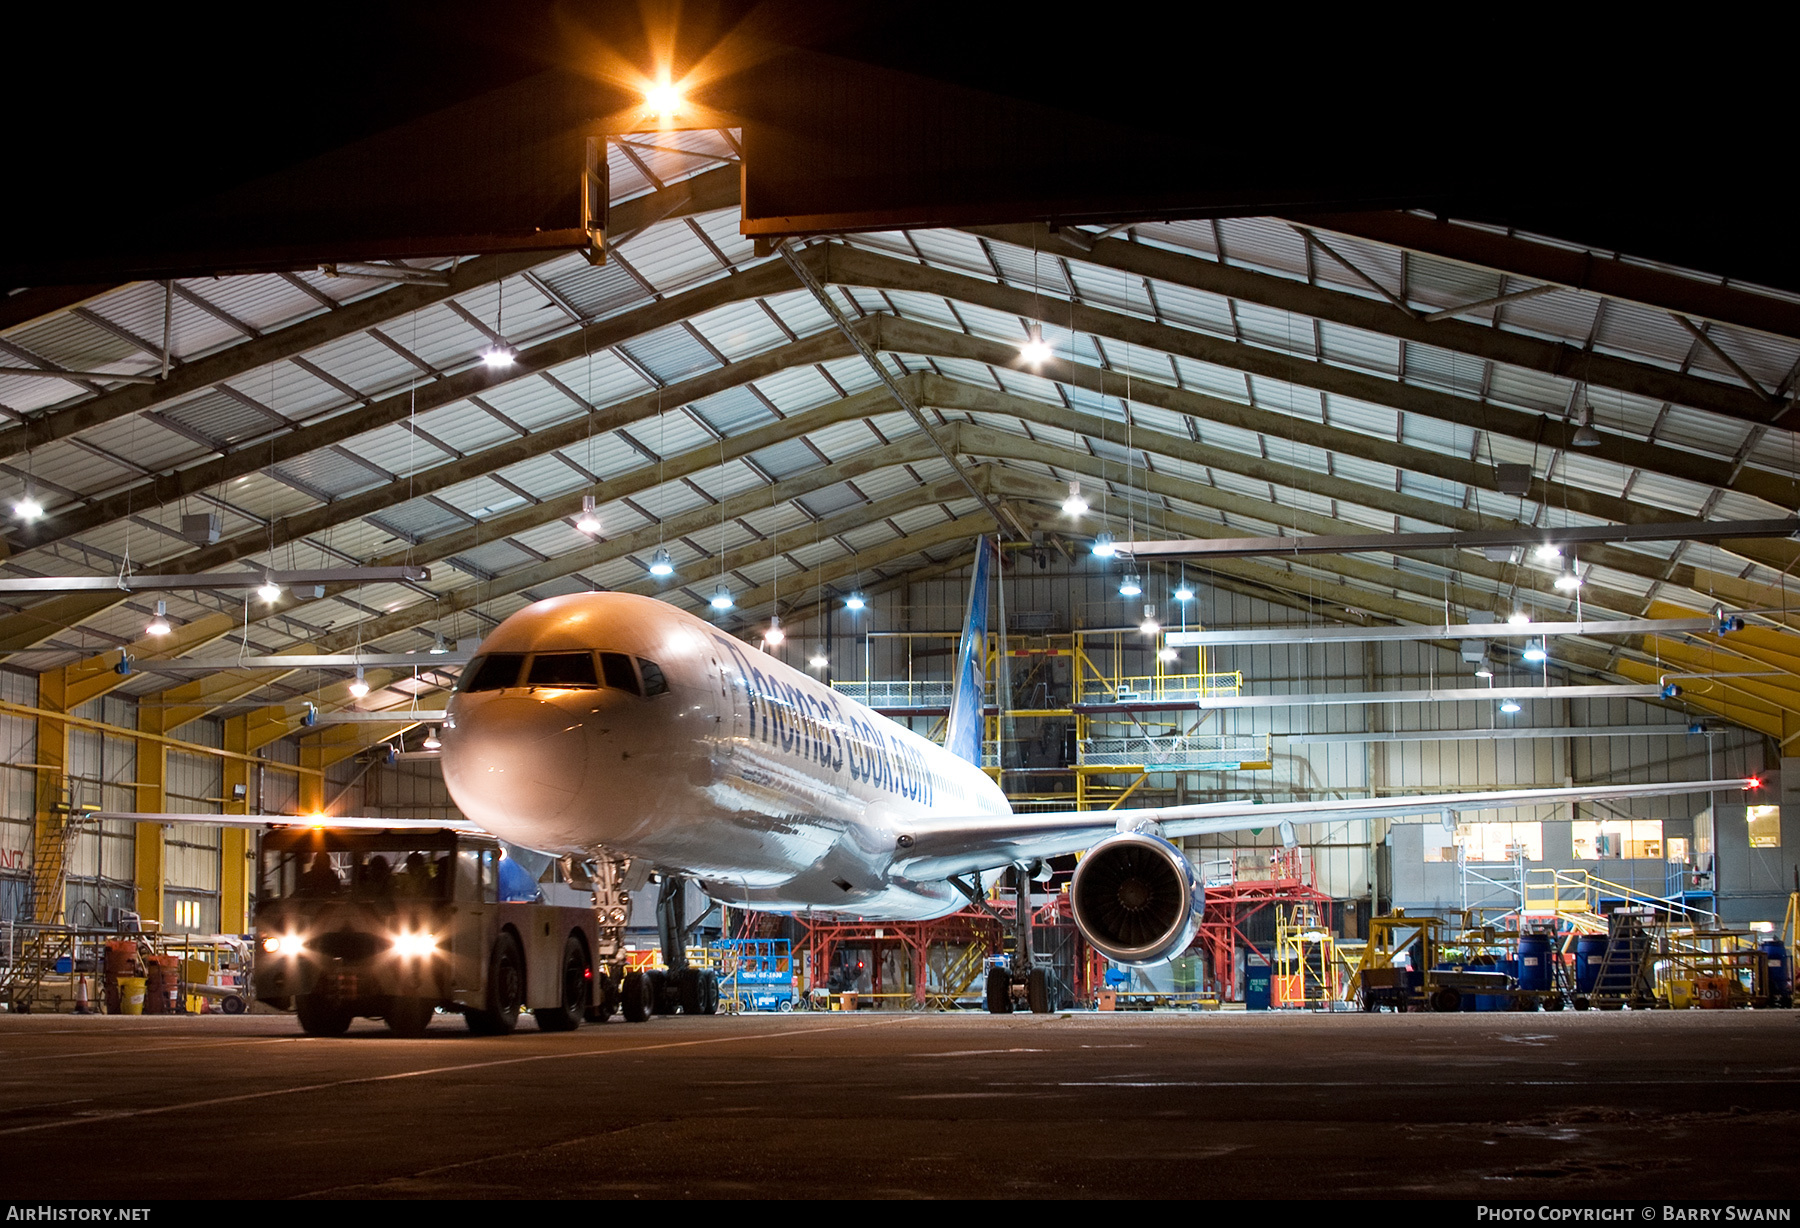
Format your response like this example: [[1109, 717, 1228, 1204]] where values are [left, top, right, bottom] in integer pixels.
[[74, 974, 90, 1014]]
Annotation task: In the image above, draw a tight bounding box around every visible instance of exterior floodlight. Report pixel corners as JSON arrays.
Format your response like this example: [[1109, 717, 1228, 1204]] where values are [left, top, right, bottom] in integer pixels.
[[808, 652, 829, 670], [1119, 573, 1142, 597], [1062, 481, 1088, 516], [1173, 583, 1194, 602], [764, 615, 785, 647], [1522, 639, 1548, 663], [348, 667, 371, 699], [1507, 611, 1531, 626], [710, 586, 734, 611], [1019, 322, 1053, 366], [146, 600, 171, 637], [1140, 604, 1159, 635], [844, 592, 866, 612], [13, 497, 42, 520], [1553, 565, 1582, 591], [576, 495, 601, 535], [649, 547, 674, 577], [1500, 699, 1523, 714], [429, 633, 448, 655], [1534, 543, 1562, 561], [258, 576, 282, 603], [422, 726, 442, 750], [1092, 532, 1116, 558], [481, 344, 516, 370], [643, 80, 683, 120]]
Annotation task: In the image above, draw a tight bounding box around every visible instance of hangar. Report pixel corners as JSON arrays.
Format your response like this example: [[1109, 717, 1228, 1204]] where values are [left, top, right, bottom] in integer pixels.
[[0, 3, 1794, 1201]]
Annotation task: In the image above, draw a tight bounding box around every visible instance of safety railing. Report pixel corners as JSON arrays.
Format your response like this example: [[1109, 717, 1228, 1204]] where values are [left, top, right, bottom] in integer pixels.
[[832, 680, 958, 709], [1079, 672, 1242, 705], [1523, 867, 1715, 923], [1080, 733, 1268, 770]]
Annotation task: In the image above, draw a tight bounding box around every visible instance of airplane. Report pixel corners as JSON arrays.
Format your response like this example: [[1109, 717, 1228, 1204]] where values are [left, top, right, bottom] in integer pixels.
[[432, 537, 1757, 1015]]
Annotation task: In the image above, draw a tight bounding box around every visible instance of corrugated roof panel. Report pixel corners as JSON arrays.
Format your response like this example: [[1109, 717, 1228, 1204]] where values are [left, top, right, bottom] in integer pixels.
[[79, 285, 240, 363], [1496, 289, 1602, 348], [409, 400, 521, 456], [1649, 405, 1753, 461], [1241, 376, 1325, 421], [745, 364, 837, 415], [474, 374, 585, 434], [74, 414, 204, 475], [348, 423, 455, 476], [1592, 297, 1704, 371], [302, 329, 434, 402], [365, 495, 467, 547], [619, 322, 722, 385], [1137, 218, 1219, 260], [539, 257, 653, 321], [493, 452, 588, 500], [274, 449, 388, 498], [690, 206, 757, 269], [1401, 339, 1491, 398], [797, 482, 866, 518], [1606, 469, 1709, 515], [985, 241, 1071, 297], [18, 438, 137, 499], [1306, 234, 1407, 301], [688, 299, 787, 360], [6, 310, 144, 374], [1700, 324, 1800, 390], [1139, 278, 1237, 337], [1402, 254, 1504, 311], [447, 539, 538, 578], [895, 229, 997, 277], [1169, 354, 1250, 402], [1215, 218, 1309, 278], [617, 219, 725, 297], [157, 389, 277, 447], [542, 347, 653, 409], [747, 437, 821, 479], [850, 467, 928, 502], [691, 385, 778, 436], [178, 275, 328, 338]]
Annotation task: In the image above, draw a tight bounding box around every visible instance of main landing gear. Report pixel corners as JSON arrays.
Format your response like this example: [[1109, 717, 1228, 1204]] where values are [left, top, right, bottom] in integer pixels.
[[615, 870, 721, 1021], [979, 861, 1056, 1015]]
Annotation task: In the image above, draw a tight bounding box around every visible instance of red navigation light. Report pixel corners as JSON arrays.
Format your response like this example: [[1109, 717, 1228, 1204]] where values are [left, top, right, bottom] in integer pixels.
[[1748, 776, 1764, 789]]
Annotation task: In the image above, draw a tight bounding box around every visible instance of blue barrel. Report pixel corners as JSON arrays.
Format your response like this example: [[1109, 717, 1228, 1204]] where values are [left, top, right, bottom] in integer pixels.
[[1574, 934, 1610, 994], [1761, 939, 1789, 999], [1518, 934, 1553, 992]]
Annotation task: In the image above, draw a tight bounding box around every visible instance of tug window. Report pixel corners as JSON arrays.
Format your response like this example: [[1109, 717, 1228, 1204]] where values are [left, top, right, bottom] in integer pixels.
[[600, 652, 641, 695], [527, 652, 599, 687]]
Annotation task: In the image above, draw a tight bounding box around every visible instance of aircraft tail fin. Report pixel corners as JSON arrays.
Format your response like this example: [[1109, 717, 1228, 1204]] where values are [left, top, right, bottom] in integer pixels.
[[943, 536, 991, 767]]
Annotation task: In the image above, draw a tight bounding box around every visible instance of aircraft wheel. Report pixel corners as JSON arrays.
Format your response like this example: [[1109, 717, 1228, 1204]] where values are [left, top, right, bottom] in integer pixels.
[[586, 971, 618, 1023], [535, 935, 590, 1032], [466, 933, 524, 1035], [649, 968, 676, 1015], [384, 996, 436, 1037], [985, 967, 1013, 1014], [1429, 987, 1461, 1014], [296, 994, 352, 1037], [698, 969, 720, 1015], [621, 970, 654, 1022], [1027, 968, 1050, 1014]]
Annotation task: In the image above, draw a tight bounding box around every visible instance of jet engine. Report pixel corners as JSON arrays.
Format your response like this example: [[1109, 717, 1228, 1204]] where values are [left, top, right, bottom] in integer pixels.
[[1068, 830, 1204, 967]]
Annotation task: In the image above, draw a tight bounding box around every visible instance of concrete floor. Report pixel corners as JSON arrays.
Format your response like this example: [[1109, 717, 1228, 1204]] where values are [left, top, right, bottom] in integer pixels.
[[0, 1008, 1794, 1199]]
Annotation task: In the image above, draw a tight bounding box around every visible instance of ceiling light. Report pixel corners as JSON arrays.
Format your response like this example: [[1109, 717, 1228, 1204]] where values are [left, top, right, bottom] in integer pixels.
[[1507, 612, 1531, 626], [576, 495, 601, 535], [1499, 699, 1522, 714], [429, 633, 448, 655], [808, 652, 829, 670], [1119, 573, 1142, 597], [1475, 661, 1494, 679], [1158, 646, 1178, 662], [1019, 322, 1053, 367], [1522, 639, 1548, 663], [1553, 565, 1582, 592], [481, 344, 516, 370], [649, 547, 675, 577], [1092, 532, 1116, 559], [145, 600, 171, 637], [844, 592, 866, 612], [764, 615, 785, 647], [1062, 480, 1088, 516], [422, 726, 442, 751], [13, 497, 42, 521], [1534, 543, 1562, 561], [257, 576, 282, 603], [710, 586, 734, 611], [1173, 583, 1194, 603], [348, 667, 370, 699], [1571, 403, 1603, 449], [1140, 604, 1159, 635]]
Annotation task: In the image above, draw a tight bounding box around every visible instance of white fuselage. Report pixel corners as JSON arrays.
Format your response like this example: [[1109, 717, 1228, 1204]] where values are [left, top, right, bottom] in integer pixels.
[[439, 592, 1011, 920]]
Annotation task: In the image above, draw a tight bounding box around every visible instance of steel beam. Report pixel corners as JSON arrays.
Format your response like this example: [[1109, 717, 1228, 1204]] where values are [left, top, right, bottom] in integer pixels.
[[1287, 725, 1709, 744], [1165, 618, 1719, 648], [1118, 519, 1799, 562], [0, 567, 429, 595]]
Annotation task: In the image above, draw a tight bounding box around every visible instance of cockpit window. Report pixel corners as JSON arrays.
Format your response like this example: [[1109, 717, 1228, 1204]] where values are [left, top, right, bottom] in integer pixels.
[[527, 652, 599, 687], [460, 653, 526, 692], [638, 659, 668, 696], [599, 652, 641, 696]]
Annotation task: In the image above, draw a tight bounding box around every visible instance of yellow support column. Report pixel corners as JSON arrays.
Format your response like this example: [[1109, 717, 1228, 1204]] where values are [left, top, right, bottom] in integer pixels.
[[31, 668, 71, 926], [218, 707, 293, 933], [134, 703, 168, 928]]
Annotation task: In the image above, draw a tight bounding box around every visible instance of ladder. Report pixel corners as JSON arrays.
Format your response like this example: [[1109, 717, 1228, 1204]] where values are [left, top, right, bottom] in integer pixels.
[[1585, 913, 1656, 1008]]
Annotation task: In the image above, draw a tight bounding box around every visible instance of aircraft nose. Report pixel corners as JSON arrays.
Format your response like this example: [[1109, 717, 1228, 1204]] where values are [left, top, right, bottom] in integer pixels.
[[442, 696, 590, 826]]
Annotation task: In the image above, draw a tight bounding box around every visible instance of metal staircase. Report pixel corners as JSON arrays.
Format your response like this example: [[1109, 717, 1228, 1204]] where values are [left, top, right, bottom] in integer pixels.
[[2, 778, 95, 1013]]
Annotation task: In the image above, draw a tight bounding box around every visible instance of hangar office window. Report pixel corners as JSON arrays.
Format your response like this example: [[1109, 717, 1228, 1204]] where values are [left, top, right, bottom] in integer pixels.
[[1747, 805, 1781, 849], [600, 652, 641, 695], [1572, 820, 1663, 860], [1425, 821, 1543, 863], [460, 654, 525, 692], [527, 652, 599, 687]]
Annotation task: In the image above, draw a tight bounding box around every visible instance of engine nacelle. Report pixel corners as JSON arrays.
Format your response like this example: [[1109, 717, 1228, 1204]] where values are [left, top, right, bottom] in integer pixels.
[[1069, 831, 1204, 967]]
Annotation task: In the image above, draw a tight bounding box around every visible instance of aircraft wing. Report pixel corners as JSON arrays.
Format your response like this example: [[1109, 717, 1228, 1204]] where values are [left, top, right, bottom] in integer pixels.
[[892, 777, 1758, 881], [92, 811, 486, 833]]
